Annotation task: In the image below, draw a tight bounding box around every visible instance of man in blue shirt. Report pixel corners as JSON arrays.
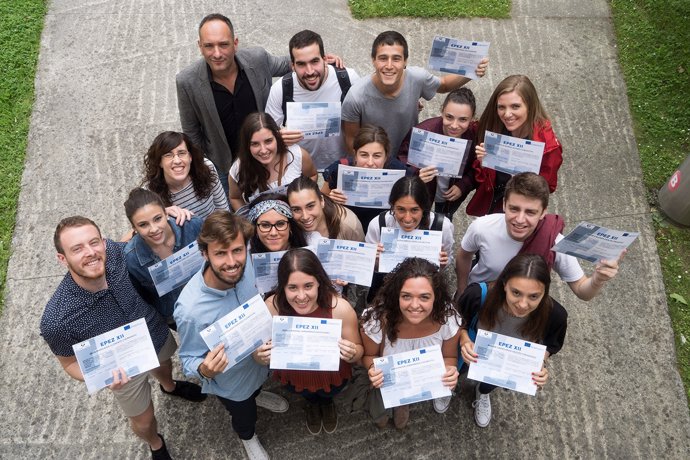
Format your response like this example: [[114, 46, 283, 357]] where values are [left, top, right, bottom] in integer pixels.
[[174, 211, 288, 460], [41, 216, 206, 460]]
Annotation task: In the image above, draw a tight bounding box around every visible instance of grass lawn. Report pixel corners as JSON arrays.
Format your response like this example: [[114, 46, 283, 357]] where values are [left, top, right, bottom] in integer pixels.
[[349, 0, 511, 19], [0, 0, 47, 312], [610, 0, 690, 399]]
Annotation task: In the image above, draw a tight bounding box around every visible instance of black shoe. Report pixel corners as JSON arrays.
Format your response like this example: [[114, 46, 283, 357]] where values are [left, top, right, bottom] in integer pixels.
[[321, 401, 338, 434], [160, 380, 207, 402], [151, 434, 172, 460]]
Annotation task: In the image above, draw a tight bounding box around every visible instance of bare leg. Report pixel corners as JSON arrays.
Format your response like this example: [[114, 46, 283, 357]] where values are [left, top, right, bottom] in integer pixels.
[[129, 402, 163, 450], [150, 358, 175, 393]]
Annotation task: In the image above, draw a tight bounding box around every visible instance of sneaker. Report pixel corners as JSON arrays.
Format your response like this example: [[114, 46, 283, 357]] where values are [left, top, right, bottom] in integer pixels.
[[432, 396, 452, 414], [321, 401, 338, 434], [160, 380, 206, 402], [255, 391, 289, 413], [393, 405, 409, 430], [150, 434, 172, 460], [472, 385, 492, 427], [241, 435, 269, 460], [305, 402, 322, 435]]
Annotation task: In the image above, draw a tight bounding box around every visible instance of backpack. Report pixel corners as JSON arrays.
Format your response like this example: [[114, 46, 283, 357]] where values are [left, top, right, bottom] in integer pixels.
[[458, 281, 488, 371], [377, 210, 444, 232], [280, 67, 352, 126]]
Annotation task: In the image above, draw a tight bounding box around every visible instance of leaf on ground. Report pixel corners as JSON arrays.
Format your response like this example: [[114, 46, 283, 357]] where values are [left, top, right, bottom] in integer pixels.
[[670, 293, 688, 305]]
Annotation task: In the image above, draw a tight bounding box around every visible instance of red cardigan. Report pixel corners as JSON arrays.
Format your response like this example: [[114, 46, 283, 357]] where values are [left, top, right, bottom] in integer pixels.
[[466, 120, 562, 217]]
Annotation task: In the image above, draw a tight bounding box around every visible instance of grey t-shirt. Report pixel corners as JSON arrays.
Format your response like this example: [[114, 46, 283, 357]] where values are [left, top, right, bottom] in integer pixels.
[[478, 308, 528, 340], [341, 66, 440, 156]]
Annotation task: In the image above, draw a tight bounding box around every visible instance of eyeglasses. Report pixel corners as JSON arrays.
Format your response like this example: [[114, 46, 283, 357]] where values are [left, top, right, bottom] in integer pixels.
[[162, 150, 190, 161], [256, 220, 289, 233]]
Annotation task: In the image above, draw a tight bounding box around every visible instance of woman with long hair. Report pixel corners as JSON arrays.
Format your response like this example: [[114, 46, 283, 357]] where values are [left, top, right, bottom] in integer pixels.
[[467, 75, 563, 216], [228, 112, 317, 211], [361, 257, 461, 429], [457, 253, 568, 428], [143, 131, 229, 220], [246, 192, 308, 254], [255, 248, 362, 435]]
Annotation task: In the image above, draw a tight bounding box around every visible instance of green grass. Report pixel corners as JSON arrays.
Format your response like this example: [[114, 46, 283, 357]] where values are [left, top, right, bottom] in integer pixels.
[[610, 0, 690, 399], [0, 0, 47, 311], [349, 0, 511, 19]]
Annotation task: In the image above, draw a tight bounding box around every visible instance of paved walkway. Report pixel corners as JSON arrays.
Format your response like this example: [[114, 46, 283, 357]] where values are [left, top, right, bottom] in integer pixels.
[[2, 0, 689, 458]]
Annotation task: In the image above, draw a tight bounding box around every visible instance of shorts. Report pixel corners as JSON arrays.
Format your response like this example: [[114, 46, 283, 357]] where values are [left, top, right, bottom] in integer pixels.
[[111, 332, 177, 417]]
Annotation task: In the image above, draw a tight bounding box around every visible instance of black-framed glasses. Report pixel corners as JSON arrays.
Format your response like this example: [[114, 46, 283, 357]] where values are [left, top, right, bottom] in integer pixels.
[[257, 220, 289, 233]]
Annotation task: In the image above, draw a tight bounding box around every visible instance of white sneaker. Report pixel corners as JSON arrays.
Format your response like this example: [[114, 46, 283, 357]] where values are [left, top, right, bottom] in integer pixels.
[[255, 391, 289, 413], [472, 385, 492, 427], [432, 396, 451, 414], [241, 435, 269, 460]]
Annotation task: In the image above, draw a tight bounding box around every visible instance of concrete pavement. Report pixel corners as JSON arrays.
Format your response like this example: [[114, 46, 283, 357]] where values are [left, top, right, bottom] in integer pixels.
[[1, 0, 689, 458]]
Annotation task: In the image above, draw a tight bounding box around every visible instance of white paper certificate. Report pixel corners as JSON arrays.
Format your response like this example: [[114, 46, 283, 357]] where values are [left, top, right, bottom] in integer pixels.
[[337, 165, 405, 208], [552, 222, 639, 263], [378, 228, 443, 273], [482, 131, 545, 175], [428, 36, 490, 80], [199, 294, 273, 372], [147, 242, 204, 297], [252, 250, 287, 295], [467, 329, 546, 396], [72, 318, 159, 395], [270, 316, 342, 371], [374, 345, 451, 409], [315, 239, 377, 286], [407, 128, 470, 177], [286, 101, 341, 139]]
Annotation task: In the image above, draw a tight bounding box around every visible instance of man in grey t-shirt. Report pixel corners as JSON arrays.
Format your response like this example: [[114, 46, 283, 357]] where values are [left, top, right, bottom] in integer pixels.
[[341, 31, 488, 158]]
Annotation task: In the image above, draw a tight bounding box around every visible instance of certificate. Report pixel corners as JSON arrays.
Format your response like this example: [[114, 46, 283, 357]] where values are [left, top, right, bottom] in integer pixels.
[[199, 294, 273, 372], [378, 227, 443, 273], [72, 318, 159, 394], [428, 36, 490, 80], [315, 239, 377, 286], [270, 316, 342, 371], [407, 128, 470, 177], [467, 329, 546, 396], [147, 242, 204, 297], [337, 165, 406, 208], [374, 345, 451, 409], [482, 131, 545, 175], [286, 102, 341, 139], [252, 250, 287, 295], [552, 221, 639, 263]]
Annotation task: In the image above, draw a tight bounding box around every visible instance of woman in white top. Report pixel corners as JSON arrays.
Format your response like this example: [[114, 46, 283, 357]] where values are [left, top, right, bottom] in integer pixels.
[[143, 131, 229, 220], [361, 257, 461, 429], [228, 112, 317, 211]]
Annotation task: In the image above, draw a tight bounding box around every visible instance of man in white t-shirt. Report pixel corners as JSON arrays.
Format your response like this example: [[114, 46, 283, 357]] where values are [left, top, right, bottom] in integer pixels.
[[266, 30, 359, 170], [456, 173, 623, 300], [341, 30, 489, 158]]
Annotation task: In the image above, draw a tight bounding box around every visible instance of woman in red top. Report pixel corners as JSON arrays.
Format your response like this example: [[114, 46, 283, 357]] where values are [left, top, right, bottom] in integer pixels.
[[258, 248, 363, 435], [467, 75, 563, 216]]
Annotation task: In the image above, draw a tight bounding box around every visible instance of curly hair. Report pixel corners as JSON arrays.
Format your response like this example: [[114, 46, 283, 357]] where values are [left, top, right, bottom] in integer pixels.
[[273, 248, 338, 316], [142, 131, 213, 206], [362, 257, 456, 344]]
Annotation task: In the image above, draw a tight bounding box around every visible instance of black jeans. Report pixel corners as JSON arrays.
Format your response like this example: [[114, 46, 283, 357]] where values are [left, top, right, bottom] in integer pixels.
[[285, 380, 348, 405], [477, 382, 497, 395], [217, 387, 262, 440]]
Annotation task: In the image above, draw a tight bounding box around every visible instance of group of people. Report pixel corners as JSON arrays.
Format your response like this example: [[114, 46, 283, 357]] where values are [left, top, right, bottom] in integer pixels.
[[40, 12, 625, 460]]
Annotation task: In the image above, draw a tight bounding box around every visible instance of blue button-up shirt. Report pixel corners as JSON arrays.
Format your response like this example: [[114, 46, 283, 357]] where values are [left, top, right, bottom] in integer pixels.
[[41, 240, 169, 357], [124, 216, 203, 319], [174, 258, 268, 401]]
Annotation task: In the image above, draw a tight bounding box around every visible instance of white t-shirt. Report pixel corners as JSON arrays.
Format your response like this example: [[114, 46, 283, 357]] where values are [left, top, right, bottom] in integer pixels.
[[265, 65, 359, 170], [461, 213, 584, 284], [362, 308, 461, 355], [229, 144, 303, 203], [365, 211, 455, 261]]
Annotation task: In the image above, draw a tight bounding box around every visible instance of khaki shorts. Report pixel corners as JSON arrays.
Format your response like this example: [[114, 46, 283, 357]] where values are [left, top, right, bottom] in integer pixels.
[[112, 332, 177, 417]]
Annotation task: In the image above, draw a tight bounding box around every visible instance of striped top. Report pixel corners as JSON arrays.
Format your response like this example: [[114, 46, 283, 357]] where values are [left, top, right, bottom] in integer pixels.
[[169, 158, 230, 219]]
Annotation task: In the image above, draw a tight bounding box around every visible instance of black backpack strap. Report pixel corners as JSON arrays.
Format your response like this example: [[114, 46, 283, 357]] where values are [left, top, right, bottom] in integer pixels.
[[335, 67, 352, 102], [378, 210, 387, 231], [281, 73, 294, 127], [430, 212, 443, 231]]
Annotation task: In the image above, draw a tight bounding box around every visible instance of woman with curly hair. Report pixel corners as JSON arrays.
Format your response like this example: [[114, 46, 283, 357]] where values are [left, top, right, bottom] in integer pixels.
[[228, 112, 317, 211], [360, 257, 461, 429], [143, 131, 229, 220]]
